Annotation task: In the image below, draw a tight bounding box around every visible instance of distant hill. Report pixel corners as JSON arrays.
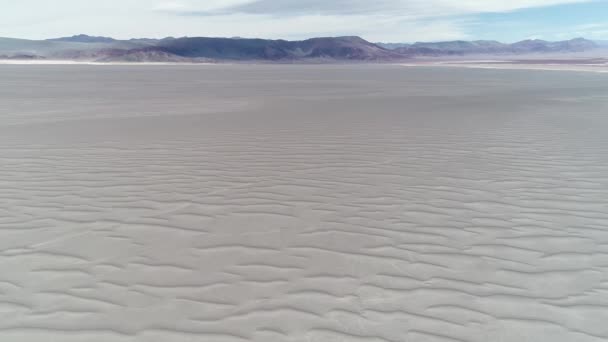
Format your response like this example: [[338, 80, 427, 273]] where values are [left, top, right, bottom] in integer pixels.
[[47, 34, 117, 43], [157, 36, 401, 60], [379, 38, 599, 56], [0, 35, 401, 62], [0, 34, 603, 62], [510, 38, 597, 53], [397, 40, 508, 55], [376, 42, 411, 50], [0, 36, 141, 58], [594, 40, 608, 47]]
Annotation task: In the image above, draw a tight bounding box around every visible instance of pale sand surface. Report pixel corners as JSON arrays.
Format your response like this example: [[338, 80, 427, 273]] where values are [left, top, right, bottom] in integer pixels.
[[0, 60, 217, 66], [399, 61, 608, 73], [1, 65, 608, 342], [2, 59, 608, 73]]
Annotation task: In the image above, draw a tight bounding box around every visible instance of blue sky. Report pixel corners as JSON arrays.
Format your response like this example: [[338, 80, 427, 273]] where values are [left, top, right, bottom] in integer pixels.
[[1, 0, 607, 42], [471, 1, 608, 42]]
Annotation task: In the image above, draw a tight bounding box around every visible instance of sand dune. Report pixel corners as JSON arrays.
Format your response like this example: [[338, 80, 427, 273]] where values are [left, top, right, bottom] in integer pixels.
[[1, 65, 608, 342]]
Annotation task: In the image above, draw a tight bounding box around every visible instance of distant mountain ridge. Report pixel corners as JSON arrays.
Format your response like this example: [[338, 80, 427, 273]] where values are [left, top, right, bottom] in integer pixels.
[[0, 35, 401, 62], [48, 34, 117, 43], [157, 36, 401, 60], [378, 38, 599, 56], [595, 40, 608, 47], [0, 34, 603, 62]]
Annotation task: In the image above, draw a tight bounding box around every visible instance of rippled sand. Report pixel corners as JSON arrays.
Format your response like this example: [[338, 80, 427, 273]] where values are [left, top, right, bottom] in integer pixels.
[[1, 65, 608, 342]]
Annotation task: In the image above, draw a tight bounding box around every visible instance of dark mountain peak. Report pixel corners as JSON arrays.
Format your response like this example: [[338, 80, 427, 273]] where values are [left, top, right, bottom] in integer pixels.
[[300, 36, 375, 46], [155, 35, 400, 61], [300, 36, 376, 48], [48, 34, 116, 43], [511, 39, 549, 47], [516, 38, 547, 43], [334, 36, 369, 43]]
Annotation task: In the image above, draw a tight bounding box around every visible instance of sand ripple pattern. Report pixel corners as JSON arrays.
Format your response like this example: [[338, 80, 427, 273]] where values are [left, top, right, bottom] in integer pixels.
[[1, 65, 608, 342]]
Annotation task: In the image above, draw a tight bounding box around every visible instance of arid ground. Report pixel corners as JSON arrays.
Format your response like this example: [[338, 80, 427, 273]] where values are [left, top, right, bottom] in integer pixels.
[[1, 65, 608, 342]]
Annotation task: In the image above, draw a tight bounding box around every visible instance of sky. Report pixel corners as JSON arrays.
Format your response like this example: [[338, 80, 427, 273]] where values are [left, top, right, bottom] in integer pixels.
[[1, 0, 607, 42]]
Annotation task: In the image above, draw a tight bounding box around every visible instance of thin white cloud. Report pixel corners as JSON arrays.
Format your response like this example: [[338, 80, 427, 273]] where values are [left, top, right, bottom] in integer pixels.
[[431, 0, 592, 14], [568, 23, 608, 40], [153, 1, 188, 11], [143, 0, 594, 42], [157, 0, 594, 17], [0, 0, 601, 42], [153, 0, 256, 13]]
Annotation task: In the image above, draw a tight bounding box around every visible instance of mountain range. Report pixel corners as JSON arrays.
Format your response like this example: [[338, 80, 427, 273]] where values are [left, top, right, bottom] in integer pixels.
[[377, 38, 600, 55], [0, 35, 604, 62]]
